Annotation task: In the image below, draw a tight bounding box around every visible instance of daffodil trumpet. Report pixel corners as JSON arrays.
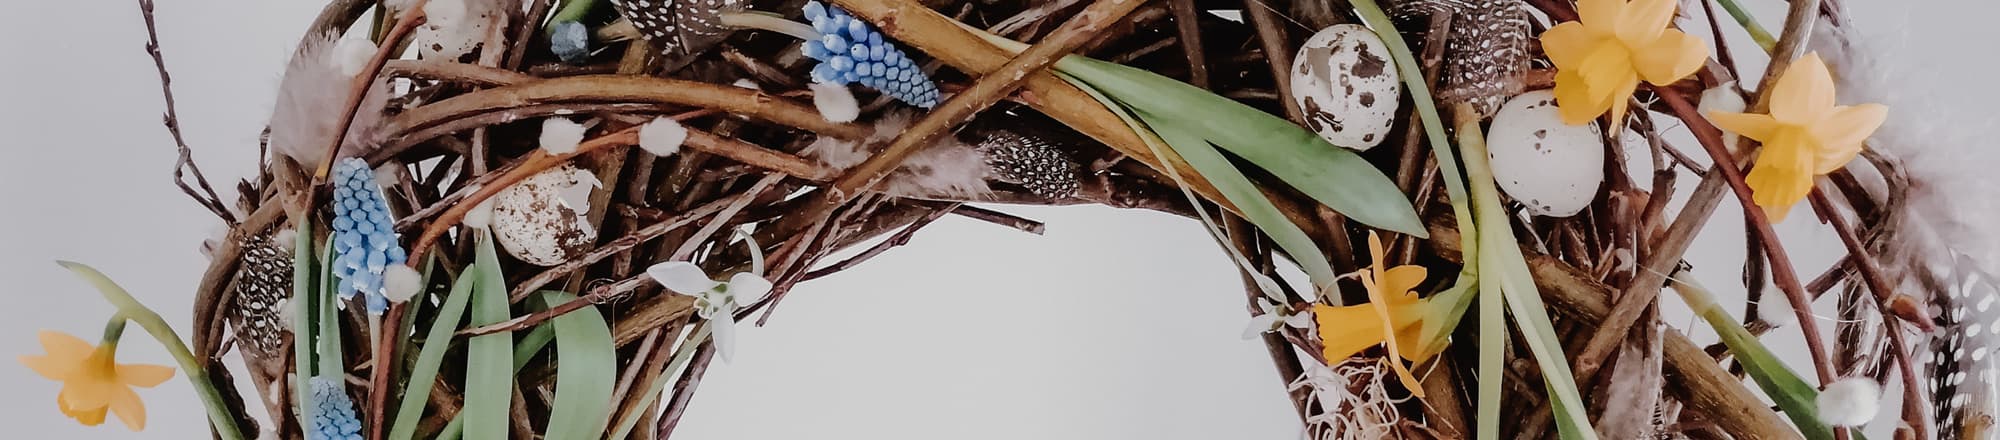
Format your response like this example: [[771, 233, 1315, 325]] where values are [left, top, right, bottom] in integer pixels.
[[23, 262, 247, 439], [1705, 52, 1886, 222], [1540, 0, 1710, 125]]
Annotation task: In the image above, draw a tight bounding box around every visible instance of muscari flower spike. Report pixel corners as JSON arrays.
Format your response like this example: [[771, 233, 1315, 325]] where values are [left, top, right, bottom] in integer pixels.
[[307, 376, 364, 440], [330, 158, 408, 314], [801, 1, 940, 108]]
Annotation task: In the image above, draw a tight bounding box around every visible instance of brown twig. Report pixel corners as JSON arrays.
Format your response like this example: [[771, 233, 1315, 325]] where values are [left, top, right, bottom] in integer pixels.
[[319, 1, 429, 180], [1164, 0, 1209, 88], [138, 0, 234, 224], [1241, 0, 1304, 123], [801, 203, 961, 281]]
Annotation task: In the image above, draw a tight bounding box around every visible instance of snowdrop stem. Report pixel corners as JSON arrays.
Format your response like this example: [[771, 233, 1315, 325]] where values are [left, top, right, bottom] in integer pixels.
[[720, 12, 823, 42], [57, 261, 246, 440], [1711, 0, 1778, 52], [607, 322, 714, 440]]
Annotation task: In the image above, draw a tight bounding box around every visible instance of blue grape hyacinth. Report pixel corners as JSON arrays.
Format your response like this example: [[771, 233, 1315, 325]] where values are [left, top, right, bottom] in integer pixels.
[[801, 1, 940, 108], [330, 158, 407, 314], [307, 376, 364, 440]]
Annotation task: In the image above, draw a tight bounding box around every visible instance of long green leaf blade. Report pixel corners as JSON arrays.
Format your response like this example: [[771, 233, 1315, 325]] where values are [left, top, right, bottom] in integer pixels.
[[1055, 55, 1425, 236], [387, 269, 478, 440], [1671, 276, 1837, 440], [464, 232, 515, 440], [540, 290, 618, 440], [292, 223, 319, 430], [1140, 112, 1340, 287]]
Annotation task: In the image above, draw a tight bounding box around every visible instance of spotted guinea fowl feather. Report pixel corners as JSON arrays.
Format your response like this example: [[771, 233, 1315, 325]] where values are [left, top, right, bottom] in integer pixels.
[[1392, 0, 1529, 116]]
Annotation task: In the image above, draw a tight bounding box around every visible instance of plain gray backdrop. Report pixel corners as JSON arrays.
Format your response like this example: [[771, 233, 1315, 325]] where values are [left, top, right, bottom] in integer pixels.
[[1, 0, 1985, 438]]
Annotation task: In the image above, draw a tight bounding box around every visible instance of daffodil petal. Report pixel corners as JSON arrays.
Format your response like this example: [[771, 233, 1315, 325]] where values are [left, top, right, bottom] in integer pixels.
[[1539, 22, 1596, 69], [1315, 304, 1387, 361], [116, 364, 175, 388], [1810, 104, 1887, 173], [107, 386, 146, 431], [1366, 232, 1389, 278], [1605, 75, 1640, 125], [1366, 280, 1425, 397], [1706, 111, 1780, 141], [1769, 52, 1837, 124], [646, 261, 718, 296], [59, 380, 117, 412], [20, 355, 72, 381], [1616, 0, 1679, 44], [1577, 46, 1635, 106], [1632, 30, 1708, 85], [39, 330, 96, 363], [1382, 265, 1429, 299], [1575, 0, 1622, 36], [1745, 129, 1816, 222], [1554, 70, 1608, 125]]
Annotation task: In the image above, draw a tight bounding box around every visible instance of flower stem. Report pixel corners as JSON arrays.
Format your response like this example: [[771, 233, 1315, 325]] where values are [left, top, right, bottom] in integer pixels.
[[57, 261, 246, 440], [1712, 0, 1779, 51], [99, 317, 128, 350], [720, 12, 823, 42]]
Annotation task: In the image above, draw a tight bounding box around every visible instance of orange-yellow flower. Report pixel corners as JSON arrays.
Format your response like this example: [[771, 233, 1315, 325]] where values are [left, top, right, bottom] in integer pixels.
[[1706, 52, 1886, 222], [1540, 0, 1710, 125], [18, 330, 175, 430], [1315, 232, 1430, 396]]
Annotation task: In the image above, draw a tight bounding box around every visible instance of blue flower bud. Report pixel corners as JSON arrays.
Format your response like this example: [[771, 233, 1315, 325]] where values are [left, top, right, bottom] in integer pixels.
[[801, 1, 940, 108]]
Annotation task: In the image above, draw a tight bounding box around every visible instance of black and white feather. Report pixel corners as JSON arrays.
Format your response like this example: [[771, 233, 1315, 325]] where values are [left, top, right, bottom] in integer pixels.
[[802, 112, 1080, 200], [970, 129, 1080, 199], [1395, 0, 1530, 116], [229, 232, 294, 364], [609, 0, 746, 56]]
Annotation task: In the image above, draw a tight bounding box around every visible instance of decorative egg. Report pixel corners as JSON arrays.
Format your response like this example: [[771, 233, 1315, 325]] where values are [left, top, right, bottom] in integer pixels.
[[1289, 24, 1401, 150], [491, 164, 601, 266], [1486, 90, 1605, 217]]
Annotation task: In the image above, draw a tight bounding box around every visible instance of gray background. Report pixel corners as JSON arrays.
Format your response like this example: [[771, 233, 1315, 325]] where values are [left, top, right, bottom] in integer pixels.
[[0, 0, 1983, 438]]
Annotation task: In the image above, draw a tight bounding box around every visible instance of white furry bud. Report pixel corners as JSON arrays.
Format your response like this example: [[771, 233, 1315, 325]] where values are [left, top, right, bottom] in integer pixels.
[[382, 265, 424, 303], [809, 82, 860, 123], [1758, 291, 1798, 327], [539, 118, 587, 155], [271, 228, 298, 252], [463, 197, 495, 230], [1816, 377, 1881, 427], [1699, 82, 1748, 153], [639, 117, 688, 157]]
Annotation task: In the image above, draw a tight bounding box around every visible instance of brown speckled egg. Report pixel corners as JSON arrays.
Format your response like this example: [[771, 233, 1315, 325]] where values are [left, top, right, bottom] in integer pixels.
[[491, 164, 600, 266], [1290, 24, 1400, 151]]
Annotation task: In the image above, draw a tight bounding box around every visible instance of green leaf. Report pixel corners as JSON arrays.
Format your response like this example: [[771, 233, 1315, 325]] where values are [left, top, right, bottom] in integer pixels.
[[463, 231, 515, 440], [1671, 276, 1838, 440], [1459, 112, 1598, 440], [1054, 55, 1425, 237], [607, 323, 714, 440], [317, 239, 343, 379], [1140, 112, 1341, 288], [538, 290, 618, 440], [386, 269, 478, 440], [292, 222, 319, 429]]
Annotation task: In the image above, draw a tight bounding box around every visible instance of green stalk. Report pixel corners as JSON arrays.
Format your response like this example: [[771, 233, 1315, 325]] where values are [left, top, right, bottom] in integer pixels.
[[546, 0, 601, 33], [291, 223, 318, 438], [607, 323, 714, 440], [57, 262, 246, 440], [386, 269, 478, 440], [1670, 273, 1839, 439], [1711, 0, 1779, 51]]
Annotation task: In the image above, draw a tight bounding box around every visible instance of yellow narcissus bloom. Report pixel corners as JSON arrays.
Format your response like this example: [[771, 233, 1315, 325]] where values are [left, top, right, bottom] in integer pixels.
[[1540, 0, 1710, 125], [18, 330, 175, 430], [1315, 232, 1431, 397], [1707, 53, 1887, 221]]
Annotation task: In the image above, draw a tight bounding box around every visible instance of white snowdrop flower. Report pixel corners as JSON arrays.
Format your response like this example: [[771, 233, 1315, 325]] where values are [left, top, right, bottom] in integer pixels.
[[1241, 297, 1312, 339], [638, 117, 688, 157], [731, 79, 760, 90], [646, 261, 773, 363], [462, 197, 495, 230], [1698, 82, 1748, 152], [1816, 377, 1882, 427], [809, 81, 860, 123], [539, 118, 587, 155], [331, 37, 377, 78], [382, 265, 424, 303]]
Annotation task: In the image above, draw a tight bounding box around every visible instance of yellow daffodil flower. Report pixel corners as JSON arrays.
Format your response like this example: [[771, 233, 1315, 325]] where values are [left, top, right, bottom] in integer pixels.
[[1707, 52, 1886, 222], [18, 330, 175, 430], [1540, 0, 1710, 125], [1315, 232, 1431, 396]]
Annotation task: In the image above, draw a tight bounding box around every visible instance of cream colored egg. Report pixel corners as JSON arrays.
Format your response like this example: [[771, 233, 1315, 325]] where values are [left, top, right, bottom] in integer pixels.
[[1289, 24, 1400, 150], [490, 164, 600, 266], [1486, 90, 1605, 217]]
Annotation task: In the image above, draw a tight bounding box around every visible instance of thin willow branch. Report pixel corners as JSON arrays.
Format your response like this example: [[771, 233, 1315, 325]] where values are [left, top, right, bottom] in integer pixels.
[[138, 0, 234, 224]]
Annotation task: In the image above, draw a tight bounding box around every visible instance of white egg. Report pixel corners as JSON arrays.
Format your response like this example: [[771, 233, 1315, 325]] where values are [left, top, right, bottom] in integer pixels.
[[491, 164, 600, 266], [1486, 90, 1605, 217], [1289, 24, 1401, 150]]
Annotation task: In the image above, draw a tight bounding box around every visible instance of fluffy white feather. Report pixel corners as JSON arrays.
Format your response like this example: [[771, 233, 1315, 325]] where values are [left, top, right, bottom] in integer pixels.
[[268, 32, 393, 169], [801, 112, 992, 199]]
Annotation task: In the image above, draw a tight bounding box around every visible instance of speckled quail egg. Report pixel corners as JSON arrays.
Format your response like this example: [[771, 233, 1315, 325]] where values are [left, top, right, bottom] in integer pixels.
[[1289, 24, 1401, 150], [1486, 89, 1605, 217], [490, 164, 601, 266]]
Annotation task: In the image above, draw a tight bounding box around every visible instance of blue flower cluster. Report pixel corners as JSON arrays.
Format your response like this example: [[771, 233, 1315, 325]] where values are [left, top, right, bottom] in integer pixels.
[[801, 1, 940, 108], [308, 376, 364, 440], [330, 158, 407, 314]]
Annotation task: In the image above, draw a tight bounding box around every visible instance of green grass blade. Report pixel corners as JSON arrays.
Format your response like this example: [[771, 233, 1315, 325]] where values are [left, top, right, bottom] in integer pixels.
[[292, 223, 319, 428], [1671, 276, 1837, 440], [539, 290, 618, 440], [1054, 55, 1425, 237], [607, 323, 713, 440], [386, 270, 478, 440], [463, 231, 516, 440], [1460, 114, 1598, 440], [318, 240, 343, 379]]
